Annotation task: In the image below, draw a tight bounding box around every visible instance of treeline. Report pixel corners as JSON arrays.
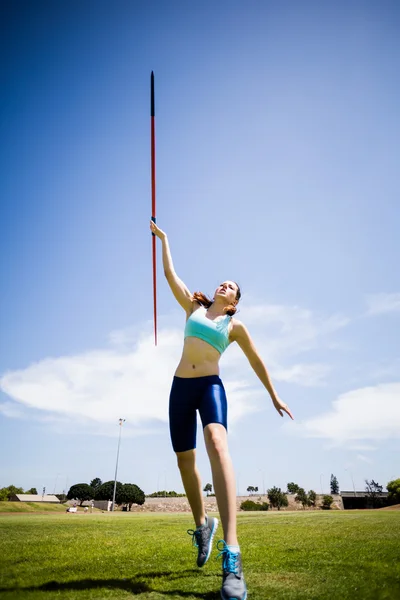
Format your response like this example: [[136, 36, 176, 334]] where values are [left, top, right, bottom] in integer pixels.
[[241, 485, 334, 511], [240, 477, 400, 511], [67, 478, 145, 508], [246, 475, 340, 496]]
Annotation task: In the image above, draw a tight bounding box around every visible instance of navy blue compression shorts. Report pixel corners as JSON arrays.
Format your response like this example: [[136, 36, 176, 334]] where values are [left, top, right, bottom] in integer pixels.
[[169, 375, 228, 453]]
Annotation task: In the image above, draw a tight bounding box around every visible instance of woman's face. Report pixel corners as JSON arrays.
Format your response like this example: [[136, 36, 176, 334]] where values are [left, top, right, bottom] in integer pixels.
[[214, 281, 239, 305]]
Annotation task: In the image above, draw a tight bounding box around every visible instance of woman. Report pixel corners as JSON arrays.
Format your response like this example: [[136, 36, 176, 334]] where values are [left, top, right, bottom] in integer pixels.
[[150, 221, 293, 600]]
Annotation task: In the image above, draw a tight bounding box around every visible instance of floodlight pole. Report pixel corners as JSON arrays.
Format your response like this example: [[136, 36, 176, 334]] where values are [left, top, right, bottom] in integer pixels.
[[258, 469, 265, 495], [53, 472, 60, 495], [345, 468, 356, 497], [112, 418, 125, 511]]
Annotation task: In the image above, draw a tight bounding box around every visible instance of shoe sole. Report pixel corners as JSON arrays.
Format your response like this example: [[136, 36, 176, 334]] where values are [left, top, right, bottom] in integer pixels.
[[199, 516, 219, 567], [220, 591, 247, 600], [220, 592, 247, 600]]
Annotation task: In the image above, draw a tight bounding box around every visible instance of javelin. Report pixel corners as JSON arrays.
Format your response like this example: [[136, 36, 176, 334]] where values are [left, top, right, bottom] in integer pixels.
[[150, 71, 157, 345]]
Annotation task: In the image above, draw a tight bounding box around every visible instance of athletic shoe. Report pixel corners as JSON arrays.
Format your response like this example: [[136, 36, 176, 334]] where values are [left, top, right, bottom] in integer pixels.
[[187, 515, 219, 567], [217, 540, 247, 600]]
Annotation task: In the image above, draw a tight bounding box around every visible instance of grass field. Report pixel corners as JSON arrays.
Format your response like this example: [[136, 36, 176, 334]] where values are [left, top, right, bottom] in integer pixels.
[[0, 510, 399, 599]]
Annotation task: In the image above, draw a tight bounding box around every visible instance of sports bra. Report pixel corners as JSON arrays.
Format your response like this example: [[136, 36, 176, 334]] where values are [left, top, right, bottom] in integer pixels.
[[184, 306, 231, 354]]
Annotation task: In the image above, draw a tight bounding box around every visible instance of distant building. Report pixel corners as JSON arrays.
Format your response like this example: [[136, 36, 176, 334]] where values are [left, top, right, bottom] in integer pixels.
[[10, 494, 60, 503], [341, 491, 389, 510]]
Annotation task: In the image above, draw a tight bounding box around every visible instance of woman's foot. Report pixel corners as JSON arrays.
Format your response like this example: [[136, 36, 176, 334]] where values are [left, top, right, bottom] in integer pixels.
[[217, 540, 247, 600], [187, 515, 219, 567]]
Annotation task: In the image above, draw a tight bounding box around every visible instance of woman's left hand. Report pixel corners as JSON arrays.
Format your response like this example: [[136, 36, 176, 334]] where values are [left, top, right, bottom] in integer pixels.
[[272, 396, 294, 419]]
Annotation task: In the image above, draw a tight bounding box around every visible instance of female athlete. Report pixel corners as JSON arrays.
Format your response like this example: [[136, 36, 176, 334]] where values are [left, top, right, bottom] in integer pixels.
[[150, 220, 293, 600]]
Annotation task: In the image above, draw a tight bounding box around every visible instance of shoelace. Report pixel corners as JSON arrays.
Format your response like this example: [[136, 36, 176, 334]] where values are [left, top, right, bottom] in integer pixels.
[[187, 517, 209, 549], [216, 540, 239, 575], [187, 527, 203, 548]]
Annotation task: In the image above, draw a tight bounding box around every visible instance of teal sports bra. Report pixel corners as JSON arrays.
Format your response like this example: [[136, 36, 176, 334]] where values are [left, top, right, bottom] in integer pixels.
[[184, 306, 231, 354]]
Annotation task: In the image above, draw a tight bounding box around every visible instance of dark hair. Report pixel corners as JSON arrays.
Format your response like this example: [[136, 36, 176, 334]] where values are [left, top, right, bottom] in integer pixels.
[[193, 282, 241, 316]]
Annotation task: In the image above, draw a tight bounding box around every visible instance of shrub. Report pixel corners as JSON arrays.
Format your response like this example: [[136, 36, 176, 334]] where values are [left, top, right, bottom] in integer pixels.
[[267, 486, 289, 510], [295, 488, 309, 509], [147, 491, 186, 497], [308, 490, 317, 507], [387, 478, 400, 504], [322, 495, 334, 510], [240, 500, 269, 511]]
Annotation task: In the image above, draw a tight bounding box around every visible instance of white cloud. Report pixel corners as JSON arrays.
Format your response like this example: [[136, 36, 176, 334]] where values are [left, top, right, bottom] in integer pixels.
[[240, 303, 349, 361], [0, 301, 350, 434], [0, 327, 266, 434], [365, 293, 400, 316], [0, 329, 183, 434], [234, 302, 348, 386], [273, 363, 331, 387], [347, 444, 376, 451], [0, 400, 25, 419], [356, 454, 373, 464], [297, 383, 400, 443]]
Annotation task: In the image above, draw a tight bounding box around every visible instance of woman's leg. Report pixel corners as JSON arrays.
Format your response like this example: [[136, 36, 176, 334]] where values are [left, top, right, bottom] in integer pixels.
[[176, 449, 205, 528], [203, 423, 238, 546]]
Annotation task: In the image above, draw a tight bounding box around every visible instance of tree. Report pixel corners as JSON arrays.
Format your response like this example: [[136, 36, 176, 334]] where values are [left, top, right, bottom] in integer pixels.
[[90, 478, 102, 490], [308, 490, 317, 507], [330, 474, 339, 495], [25, 488, 38, 495], [267, 487, 289, 511], [119, 484, 145, 509], [247, 486, 255, 496], [365, 479, 383, 508], [204, 483, 212, 496], [2, 485, 24, 500], [322, 495, 334, 510], [295, 488, 309, 509], [67, 483, 94, 506], [95, 481, 123, 502], [287, 482, 300, 495], [387, 478, 400, 504], [254, 486, 259, 494]]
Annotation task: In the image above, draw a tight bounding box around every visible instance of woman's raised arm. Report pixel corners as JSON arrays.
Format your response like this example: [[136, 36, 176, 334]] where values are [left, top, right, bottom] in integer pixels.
[[150, 221, 193, 313]]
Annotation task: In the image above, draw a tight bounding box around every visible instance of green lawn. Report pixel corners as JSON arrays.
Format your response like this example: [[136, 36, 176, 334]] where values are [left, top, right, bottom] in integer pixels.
[[0, 511, 399, 599]]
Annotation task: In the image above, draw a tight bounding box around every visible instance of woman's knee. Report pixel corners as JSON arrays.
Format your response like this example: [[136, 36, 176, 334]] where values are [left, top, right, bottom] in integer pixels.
[[204, 424, 228, 459], [176, 449, 196, 473]]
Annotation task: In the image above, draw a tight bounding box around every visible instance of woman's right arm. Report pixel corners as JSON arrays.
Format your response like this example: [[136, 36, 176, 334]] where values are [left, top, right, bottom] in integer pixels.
[[150, 221, 193, 313]]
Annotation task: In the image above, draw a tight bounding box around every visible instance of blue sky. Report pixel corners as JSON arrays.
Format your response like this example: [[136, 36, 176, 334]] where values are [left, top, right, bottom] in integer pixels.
[[1, 0, 399, 498]]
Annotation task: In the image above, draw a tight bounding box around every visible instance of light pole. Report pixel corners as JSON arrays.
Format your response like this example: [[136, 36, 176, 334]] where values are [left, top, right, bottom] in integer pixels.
[[112, 418, 125, 511], [258, 469, 265, 495], [320, 474, 324, 495], [345, 468, 356, 497], [53, 473, 61, 495]]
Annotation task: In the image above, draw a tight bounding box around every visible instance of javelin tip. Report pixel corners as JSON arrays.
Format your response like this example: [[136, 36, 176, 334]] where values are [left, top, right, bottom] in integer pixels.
[[151, 72, 155, 116]]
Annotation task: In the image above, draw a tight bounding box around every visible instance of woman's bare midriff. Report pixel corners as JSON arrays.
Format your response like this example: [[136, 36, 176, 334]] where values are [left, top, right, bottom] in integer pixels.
[[174, 337, 223, 378]]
